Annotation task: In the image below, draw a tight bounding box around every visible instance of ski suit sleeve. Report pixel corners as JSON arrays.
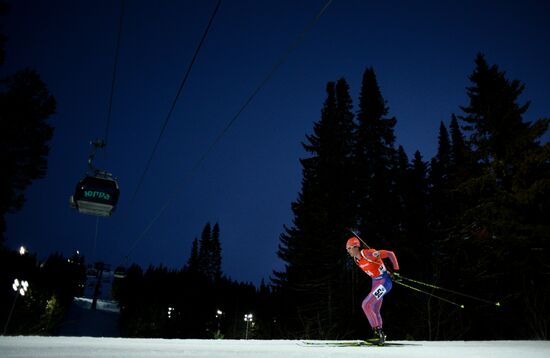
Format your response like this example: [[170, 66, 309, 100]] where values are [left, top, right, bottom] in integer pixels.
[[379, 250, 399, 271]]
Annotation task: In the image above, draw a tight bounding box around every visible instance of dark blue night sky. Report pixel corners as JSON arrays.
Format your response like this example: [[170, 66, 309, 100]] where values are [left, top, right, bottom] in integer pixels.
[[2, 0, 549, 284]]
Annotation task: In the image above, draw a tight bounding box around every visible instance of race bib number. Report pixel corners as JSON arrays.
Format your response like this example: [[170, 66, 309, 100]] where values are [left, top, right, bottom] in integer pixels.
[[372, 285, 387, 300]]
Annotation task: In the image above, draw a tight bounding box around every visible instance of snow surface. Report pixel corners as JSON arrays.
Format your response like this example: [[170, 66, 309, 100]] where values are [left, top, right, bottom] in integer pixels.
[[72, 297, 120, 313], [57, 298, 120, 338], [1, 337, 549, 358]]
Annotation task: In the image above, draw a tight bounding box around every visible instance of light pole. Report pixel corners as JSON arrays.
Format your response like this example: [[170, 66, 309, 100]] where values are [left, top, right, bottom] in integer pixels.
[[2, 279, 29, 335], [243, 313, 253, 339], [19, 246, 27, 255], [215, 309, 224, 331]]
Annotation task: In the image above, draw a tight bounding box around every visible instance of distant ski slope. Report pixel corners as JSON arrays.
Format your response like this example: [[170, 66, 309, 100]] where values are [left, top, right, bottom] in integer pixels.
[[1, 337, 549, 358]]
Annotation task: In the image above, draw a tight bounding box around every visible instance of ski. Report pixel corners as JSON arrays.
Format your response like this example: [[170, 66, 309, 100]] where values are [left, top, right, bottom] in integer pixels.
[[298, 340, 388, 347]]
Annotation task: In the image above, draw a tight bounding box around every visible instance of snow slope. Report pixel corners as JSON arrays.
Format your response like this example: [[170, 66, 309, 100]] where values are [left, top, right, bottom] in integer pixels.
[[1, 337, 549, 358], [57, 298, 120, 337]]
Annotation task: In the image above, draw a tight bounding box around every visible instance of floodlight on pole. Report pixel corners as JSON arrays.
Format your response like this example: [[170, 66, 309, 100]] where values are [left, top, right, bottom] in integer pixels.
[[215, 309, 224, 333], [244, 313, 254, 339], [12, 279, 29, 296], [3, 278, 29, 335]]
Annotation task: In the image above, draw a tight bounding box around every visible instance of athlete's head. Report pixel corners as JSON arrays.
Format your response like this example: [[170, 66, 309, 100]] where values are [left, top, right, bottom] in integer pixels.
[[346, 236, 361, 253]]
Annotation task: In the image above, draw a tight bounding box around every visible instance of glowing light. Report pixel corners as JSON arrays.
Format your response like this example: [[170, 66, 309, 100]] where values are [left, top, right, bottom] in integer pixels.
[[12, 279, 29, 296], [243, 313, 254, 339]]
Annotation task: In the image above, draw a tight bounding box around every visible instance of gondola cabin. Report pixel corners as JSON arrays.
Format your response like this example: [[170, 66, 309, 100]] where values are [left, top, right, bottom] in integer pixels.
[[70, 172, 120, 217], [114, 266, 127, 279], [86, 266, 98, 278]]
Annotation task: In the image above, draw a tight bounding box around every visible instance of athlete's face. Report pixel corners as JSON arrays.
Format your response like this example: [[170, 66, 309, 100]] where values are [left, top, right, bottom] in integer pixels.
[[346, 246, 359, 258]]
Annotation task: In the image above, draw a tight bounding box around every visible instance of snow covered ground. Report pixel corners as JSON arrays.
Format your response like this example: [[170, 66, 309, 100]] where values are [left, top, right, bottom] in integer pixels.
[[57, 298, 120, 337], [1, 337, 549, 358]]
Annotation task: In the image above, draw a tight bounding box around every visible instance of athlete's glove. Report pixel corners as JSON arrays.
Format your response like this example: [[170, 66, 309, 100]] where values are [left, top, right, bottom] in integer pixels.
[[390, 271, 402, 282]]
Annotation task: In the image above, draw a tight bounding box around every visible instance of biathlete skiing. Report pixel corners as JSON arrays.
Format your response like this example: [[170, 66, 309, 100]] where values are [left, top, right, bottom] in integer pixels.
[[346, 235, 400, 345]]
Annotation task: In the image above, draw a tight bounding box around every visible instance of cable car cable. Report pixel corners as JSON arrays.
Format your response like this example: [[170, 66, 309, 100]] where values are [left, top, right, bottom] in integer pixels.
[[194, 0, 334, 171], [106, 0, 222, 266], [103, 0, 126, 148], [129, 0, 222, 205], [121, 0, 334, 263], [92, 217, 100, 263]]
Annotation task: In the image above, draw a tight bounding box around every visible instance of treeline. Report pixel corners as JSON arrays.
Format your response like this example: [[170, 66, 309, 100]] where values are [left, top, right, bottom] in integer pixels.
[[273, 53, 550, 340], [0, 224, 278, 339], [113, 223, 278, 339]]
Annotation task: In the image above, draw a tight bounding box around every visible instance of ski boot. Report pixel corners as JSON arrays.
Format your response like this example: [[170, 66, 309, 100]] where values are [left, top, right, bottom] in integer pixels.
[[367, 326, 385, 346]]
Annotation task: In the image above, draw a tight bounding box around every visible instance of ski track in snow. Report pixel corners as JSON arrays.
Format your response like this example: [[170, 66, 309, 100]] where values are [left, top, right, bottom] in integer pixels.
[[1, 337, 549, 358]]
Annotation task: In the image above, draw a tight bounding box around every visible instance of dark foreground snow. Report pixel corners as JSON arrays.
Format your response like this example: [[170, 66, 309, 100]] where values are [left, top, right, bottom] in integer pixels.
[[1, 336, 549, 358]]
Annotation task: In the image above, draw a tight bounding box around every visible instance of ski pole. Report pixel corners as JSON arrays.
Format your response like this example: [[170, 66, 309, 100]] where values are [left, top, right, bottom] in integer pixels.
[[395, 280, 464, 308], [346, 228, 371, 249], [397, 274, 501, 307]]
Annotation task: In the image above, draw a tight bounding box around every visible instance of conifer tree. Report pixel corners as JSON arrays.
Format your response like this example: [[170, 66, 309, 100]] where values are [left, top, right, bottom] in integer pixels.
[[447, 54, 550, 339], [0, 69, 56, 243], [458, 54, 549, 227], [198, 223, 212, 278], [393, 145, 410, 230], [274, 79, 356, 338], [407, 151, 430, 263], [432, 114, 474, 230], [210, 223, 222, 281], [392, 149, 430, 273], [391, 144, 411, 255], [449, 115, 469, 171], [460, 54, 536, 174], [430, 122, 451, 185], [395, 146, 409, 173], [187, 238, 199, 273], [410, 151, 429, 226], [429, 122, 453, 229], [195, 222, 223, 282], [354, 67, 399, 246]]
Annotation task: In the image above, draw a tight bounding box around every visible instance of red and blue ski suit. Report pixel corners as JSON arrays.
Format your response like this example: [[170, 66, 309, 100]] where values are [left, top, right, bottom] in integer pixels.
[[354, 248, 399, 329]]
